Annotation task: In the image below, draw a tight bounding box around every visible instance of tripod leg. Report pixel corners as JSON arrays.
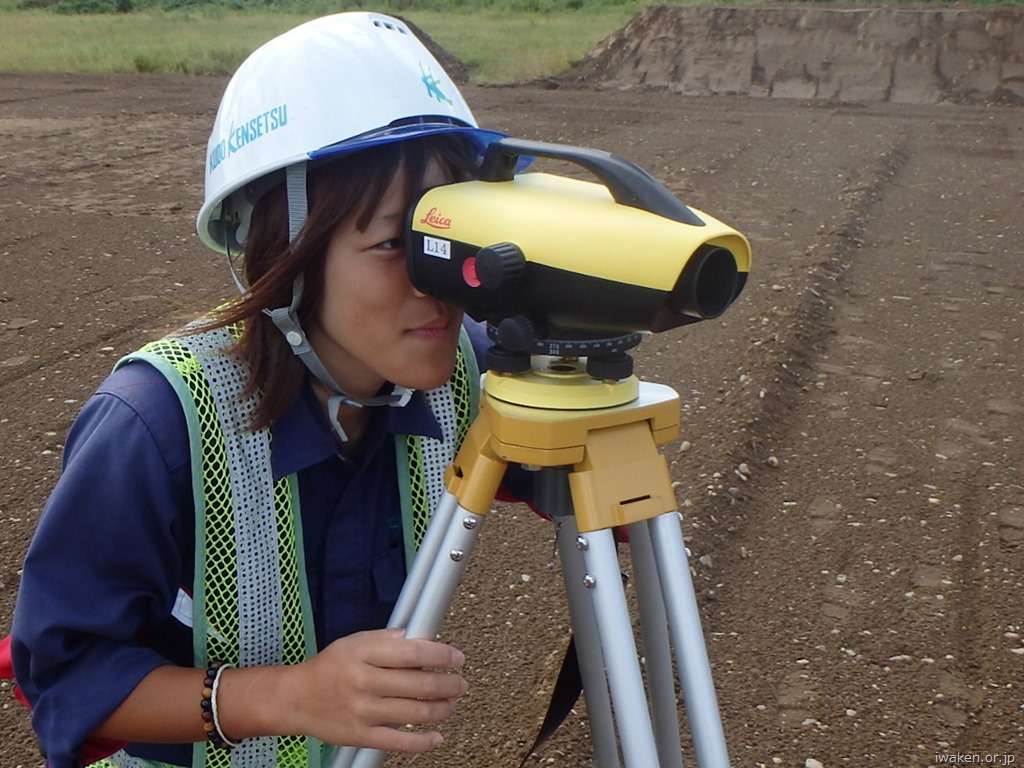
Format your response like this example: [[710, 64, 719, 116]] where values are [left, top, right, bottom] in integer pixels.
[[402, 506, 486, 638], [388, 491, 459, 629], [534, 467, 620, 767], [578, 528, 661, 768], [333, 410, 510, 768], [648, 512, 730, 768], [628, 521, 685, 768], [555, 515, 621, 768], [332, 502, 488, 768]]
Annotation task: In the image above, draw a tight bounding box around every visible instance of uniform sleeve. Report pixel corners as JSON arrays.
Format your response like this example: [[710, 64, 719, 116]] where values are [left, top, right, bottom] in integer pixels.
[[462, 317, 490, 371], [10, 362, 194, 768]]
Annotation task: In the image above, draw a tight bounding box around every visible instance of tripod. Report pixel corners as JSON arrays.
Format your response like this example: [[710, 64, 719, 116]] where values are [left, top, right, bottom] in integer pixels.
[[332, 350, 730, 768]]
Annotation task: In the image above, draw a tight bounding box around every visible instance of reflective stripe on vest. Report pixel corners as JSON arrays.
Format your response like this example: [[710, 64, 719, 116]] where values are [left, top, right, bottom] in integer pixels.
[[104, 324, 477, 768], [396, 326, 479, 568]]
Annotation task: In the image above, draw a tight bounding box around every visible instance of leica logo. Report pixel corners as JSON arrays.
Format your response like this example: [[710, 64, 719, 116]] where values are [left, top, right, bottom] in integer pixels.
[[420, 207, 452, 230]]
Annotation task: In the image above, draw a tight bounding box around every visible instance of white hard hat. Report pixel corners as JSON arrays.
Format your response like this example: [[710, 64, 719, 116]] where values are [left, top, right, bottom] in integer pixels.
[[196, 11, 505, 253]]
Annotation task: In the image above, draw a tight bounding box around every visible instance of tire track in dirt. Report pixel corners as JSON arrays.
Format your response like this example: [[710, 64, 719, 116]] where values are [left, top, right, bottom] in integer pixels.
[[734, 138, 911, 464], [841, 112, 1023, 759], [0, 85, 108, 108], [697, 104, 1022, 765], [683, 132, 914, 766]]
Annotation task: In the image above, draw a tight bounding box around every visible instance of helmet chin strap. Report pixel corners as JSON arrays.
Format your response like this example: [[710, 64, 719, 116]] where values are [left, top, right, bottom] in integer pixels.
[[261, 162, 412, 443]]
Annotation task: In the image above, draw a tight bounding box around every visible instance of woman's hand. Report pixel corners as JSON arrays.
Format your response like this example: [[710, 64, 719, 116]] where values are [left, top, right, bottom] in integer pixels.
[[222, 627, 469, 753]]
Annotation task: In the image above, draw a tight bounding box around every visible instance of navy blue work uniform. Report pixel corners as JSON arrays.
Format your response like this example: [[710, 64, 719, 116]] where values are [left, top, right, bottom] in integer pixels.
[[10, 321, 517, 767]]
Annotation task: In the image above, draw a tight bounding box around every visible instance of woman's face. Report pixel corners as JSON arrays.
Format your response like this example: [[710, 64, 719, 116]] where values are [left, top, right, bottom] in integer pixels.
[[307, 158, 463, 401]]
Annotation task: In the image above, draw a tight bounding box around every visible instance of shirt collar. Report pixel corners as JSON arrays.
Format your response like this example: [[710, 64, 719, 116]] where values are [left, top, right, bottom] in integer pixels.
[[270, 384, 443, 480]]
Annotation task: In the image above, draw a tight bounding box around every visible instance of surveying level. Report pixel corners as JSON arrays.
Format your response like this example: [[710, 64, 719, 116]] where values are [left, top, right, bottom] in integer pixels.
[[331, 139, 747, 768], [407, 138, 751, 344]]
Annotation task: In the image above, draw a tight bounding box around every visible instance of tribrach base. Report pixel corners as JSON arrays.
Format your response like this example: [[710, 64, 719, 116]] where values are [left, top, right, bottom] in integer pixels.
[[332, 363, 730, 768]]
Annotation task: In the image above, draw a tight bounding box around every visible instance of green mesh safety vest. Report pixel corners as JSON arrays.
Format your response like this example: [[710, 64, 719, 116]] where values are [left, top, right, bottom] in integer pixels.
[[96, 324, 478, 768]]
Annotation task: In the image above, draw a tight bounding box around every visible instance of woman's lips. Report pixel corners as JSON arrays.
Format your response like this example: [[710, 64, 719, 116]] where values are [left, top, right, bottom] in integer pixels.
[[407, 316, 454, 338]]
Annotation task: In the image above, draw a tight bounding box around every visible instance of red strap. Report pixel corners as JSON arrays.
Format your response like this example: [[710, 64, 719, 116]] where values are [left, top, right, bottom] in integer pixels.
[[79, 736, 129, 766], [0, 634, 12, 676], [0, 635, 27, 706], [2, 634, 126, 763]]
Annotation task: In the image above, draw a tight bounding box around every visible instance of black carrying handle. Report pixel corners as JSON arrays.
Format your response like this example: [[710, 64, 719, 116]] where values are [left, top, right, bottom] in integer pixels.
[[479, 137, 705, 226]]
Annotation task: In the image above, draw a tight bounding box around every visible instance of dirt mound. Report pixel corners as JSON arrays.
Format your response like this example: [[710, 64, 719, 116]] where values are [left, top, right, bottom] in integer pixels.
[[565, 4, 1024, 104]]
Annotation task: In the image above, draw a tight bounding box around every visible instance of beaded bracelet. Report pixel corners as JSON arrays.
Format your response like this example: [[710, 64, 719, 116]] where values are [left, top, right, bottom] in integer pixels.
[[201, 661, 241, 750]]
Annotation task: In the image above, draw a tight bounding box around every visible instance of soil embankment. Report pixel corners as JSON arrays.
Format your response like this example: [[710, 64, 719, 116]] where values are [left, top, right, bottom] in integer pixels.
[[566, 4, 1024, 104]]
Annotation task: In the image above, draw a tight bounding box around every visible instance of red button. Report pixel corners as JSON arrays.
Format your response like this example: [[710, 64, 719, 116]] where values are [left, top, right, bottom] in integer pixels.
[[462, 257, 481, 287]]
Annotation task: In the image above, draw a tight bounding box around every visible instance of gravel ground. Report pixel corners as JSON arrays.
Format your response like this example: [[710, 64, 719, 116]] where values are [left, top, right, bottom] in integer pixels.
[[1, 35, 1021, 768]]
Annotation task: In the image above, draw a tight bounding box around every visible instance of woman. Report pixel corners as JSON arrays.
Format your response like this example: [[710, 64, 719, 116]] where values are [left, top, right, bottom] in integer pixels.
[[9, 12, 516, 767]]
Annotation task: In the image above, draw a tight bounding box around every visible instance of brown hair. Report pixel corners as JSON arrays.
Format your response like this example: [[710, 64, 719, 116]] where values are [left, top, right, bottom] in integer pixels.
[[200, 133, 480, 430]]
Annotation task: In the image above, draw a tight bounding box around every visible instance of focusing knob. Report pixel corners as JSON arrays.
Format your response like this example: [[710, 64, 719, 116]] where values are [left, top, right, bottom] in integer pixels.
[[475, 242, 526, 289], [494, 315, 537, 352]]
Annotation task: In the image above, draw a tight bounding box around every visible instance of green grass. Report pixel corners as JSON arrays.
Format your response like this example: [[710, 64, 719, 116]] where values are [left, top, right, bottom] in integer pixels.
[[0, 9, 305, 75], [0, 5, 643, 81], [0, 1, 1018, 82], [406, 8, 640, 83]]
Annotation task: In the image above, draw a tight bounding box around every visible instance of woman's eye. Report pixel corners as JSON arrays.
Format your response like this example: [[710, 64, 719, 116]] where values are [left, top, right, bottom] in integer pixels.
[[376, 238, 404, 252]]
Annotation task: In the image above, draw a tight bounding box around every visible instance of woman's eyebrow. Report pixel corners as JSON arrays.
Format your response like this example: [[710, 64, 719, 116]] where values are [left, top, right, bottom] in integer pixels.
[[371, 210, 405, 224]]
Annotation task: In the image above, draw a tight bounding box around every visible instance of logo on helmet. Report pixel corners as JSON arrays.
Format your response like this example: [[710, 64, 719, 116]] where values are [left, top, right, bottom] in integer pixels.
[[420, 65, 453, 106], [208, 104, 289, 173]]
